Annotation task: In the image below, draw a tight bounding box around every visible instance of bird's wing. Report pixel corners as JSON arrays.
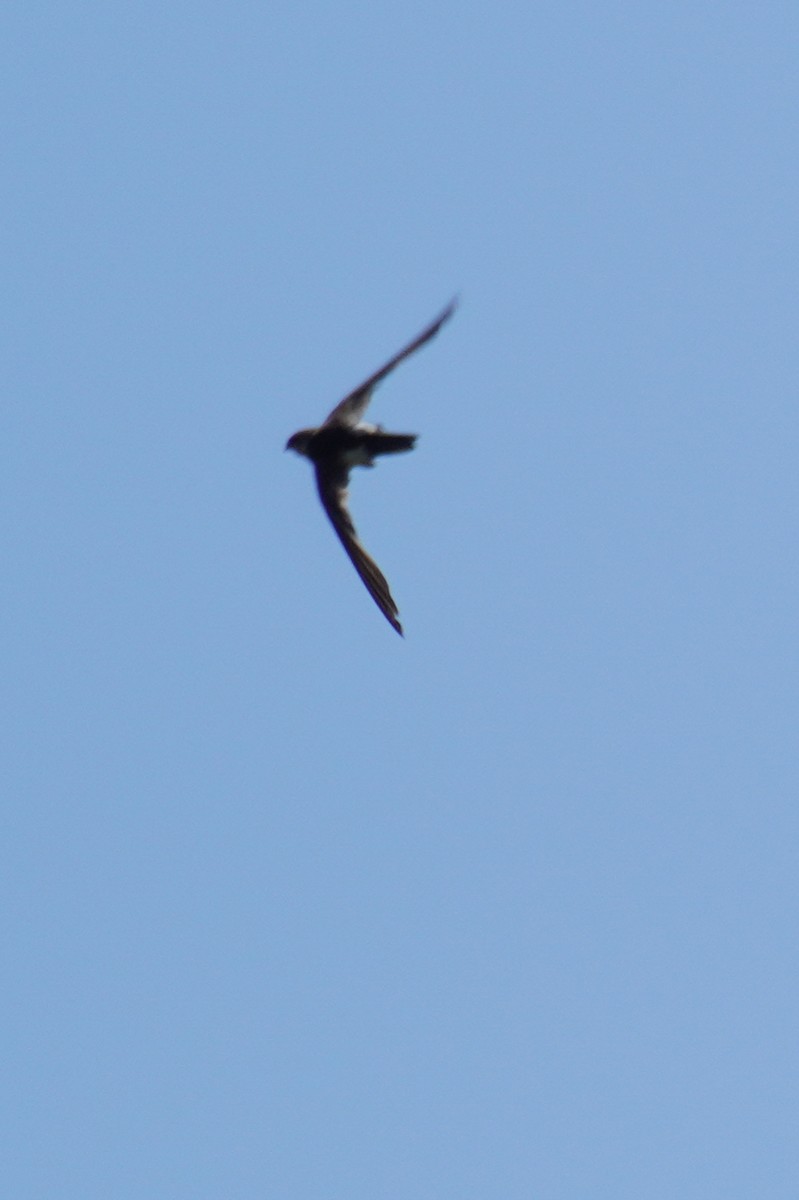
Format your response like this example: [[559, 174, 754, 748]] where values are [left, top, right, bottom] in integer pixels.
[[322, 299, 457, 429], [315, 462, 404, 636]]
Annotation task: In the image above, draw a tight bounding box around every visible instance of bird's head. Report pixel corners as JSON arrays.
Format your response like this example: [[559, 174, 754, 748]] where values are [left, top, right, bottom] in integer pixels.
[[285, 429, 314, 457]]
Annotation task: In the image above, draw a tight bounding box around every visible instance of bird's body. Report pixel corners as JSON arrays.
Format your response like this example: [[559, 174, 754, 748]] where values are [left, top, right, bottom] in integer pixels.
[[288, 424, 417, 469], [286, 300, 456, 635]]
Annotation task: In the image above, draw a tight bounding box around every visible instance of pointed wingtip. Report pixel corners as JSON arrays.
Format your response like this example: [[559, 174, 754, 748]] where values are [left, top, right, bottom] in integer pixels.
[[439, 296, 459, 324]]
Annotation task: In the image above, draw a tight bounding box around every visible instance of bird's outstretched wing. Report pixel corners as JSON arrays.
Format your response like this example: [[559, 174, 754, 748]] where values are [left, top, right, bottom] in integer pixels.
[[315, 462, 403, 636], [323, 298, 457, 429]]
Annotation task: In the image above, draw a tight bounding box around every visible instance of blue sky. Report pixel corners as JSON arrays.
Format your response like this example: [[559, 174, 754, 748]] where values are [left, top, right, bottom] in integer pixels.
[[4, 2, 798, 1196]]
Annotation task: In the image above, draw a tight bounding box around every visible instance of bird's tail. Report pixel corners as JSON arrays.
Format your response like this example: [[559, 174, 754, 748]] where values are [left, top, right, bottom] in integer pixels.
[[370, 433, 417, 456]]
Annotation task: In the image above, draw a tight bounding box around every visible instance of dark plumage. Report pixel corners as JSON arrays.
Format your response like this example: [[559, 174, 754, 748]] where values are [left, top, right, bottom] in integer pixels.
[[286, 300, 456, 634]]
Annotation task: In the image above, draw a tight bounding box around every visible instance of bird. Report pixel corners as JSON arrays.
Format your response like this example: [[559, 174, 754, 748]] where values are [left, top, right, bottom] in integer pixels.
[[286, 299, 457, 636]]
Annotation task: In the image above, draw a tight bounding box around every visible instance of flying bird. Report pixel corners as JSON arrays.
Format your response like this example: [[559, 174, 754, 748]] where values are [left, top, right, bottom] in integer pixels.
[[286, 300, 457, 635]]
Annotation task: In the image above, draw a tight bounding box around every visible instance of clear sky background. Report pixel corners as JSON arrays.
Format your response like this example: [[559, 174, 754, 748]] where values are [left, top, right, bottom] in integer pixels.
[[4, 3, 798, 1196]]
